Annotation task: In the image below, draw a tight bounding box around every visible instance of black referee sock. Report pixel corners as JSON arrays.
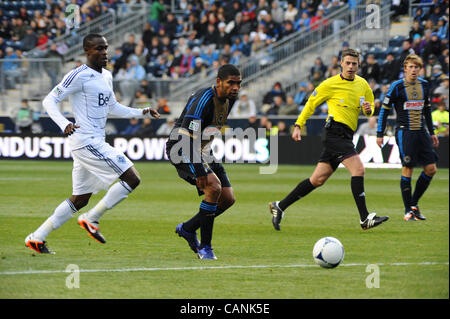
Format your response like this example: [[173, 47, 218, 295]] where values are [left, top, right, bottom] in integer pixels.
[[199, 200, 217, 247], [278, 179, 316, 211], [351, 176, 369, 221], [400, 176, 412, 213], [412, 172, 433, 207]]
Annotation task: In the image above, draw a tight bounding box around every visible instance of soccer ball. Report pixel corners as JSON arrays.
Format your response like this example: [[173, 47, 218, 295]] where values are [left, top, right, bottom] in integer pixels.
[[312, 237, 345, 268]]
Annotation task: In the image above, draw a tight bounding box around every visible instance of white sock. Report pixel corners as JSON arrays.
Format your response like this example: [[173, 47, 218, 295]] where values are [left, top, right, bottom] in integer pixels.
[[34, 199, 77, 241], [86, 181, 132, 222]]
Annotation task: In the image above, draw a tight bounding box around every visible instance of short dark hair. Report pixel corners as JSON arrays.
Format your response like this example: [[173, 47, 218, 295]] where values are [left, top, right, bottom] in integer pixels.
[[341, 48, 360, 61], [83, 33, 104, 50], [217, 64, 241, 80]]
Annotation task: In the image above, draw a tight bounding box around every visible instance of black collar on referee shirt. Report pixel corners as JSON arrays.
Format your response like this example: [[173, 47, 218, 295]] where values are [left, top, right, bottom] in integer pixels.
[[340, 73, 354, 81]]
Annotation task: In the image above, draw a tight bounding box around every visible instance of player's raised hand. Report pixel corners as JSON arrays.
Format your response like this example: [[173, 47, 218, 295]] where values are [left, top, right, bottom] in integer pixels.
[[143, 107, 160, 119], [64, 123, 80, 135], [292, 125, 302, 142]]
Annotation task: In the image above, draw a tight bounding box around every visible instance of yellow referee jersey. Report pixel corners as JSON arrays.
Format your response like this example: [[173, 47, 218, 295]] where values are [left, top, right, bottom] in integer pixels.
[[295, 74, 375, 132]]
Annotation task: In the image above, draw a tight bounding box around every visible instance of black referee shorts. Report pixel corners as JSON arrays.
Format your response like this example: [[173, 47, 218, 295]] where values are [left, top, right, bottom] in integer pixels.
[[318, 120, 358, 171]]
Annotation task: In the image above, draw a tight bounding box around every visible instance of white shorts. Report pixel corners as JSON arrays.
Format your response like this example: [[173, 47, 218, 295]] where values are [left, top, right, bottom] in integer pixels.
[[71, 141, 133, 195]]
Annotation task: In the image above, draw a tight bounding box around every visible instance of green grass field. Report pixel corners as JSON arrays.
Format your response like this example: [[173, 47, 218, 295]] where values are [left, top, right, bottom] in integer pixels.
[[0, 160, 448, 299]]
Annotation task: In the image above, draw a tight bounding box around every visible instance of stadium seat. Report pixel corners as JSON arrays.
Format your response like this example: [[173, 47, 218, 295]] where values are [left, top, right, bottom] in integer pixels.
[[2, 2, 13, 11], [388, 35, 405, 48]]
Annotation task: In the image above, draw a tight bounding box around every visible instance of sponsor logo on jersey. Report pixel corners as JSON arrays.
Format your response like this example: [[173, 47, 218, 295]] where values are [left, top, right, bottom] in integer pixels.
[[403, 100, 424, 110]]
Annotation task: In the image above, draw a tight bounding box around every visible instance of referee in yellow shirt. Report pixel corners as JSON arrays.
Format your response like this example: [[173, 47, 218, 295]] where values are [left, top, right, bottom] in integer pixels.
[[269, 49, 389, 230]]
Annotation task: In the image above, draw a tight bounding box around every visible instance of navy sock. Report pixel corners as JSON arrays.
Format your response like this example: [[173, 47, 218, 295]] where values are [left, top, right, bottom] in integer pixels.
[[279, 178, 315, 211], [412, 172, 433, 207], [199, 200, 217, 247], [400, 176, 412, 213], [351, 176, 369, 221]]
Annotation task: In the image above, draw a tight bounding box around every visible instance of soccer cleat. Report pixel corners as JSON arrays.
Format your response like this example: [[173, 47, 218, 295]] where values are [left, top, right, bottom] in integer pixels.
[[77, 213, 106, 244], [403, 211, 415, 221], [175, 223, 200, 253], [25, 234, 55, 254], [269, 201, 284, 231], [411, 206, 426, 221], [360, 212, 389, 230], [197, 245, 217, 260]]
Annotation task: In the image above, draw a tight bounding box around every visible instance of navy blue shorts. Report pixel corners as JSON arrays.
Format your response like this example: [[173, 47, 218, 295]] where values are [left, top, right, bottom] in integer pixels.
[[395, 128, 438, 167], [170, 160, 231, 196]]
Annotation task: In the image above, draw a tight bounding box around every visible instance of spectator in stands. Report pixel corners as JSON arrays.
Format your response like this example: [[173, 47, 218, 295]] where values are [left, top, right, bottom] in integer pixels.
[[44, 42, 63, 88], [121, 118, 141, 135], [21, 27, 38, 52], [434, 76, 449, 109], [121, 33, 137, 61], [136, 117, 156, 137], [310, 70, 324, 87], [294, 82, 308, 107], [264, 95, 284, 115], [436, 16, 448, 40], [310, 57, 327, 80], [163, 12, 178, 40], [149, 0, 166, 33], [432, 100, 449, 137], [270, 1, 284, 25], [361, 54, 381, 83], [399, 39, 415, 63], [146, 36, 162, 63], [424, 54, 440, 79], [246, 115, 260, 131], [285, 3, 298, 22], [14, 99, 34, 134], [326, 55, 341, 77], [310, 8, 328, 31], [111, 47, 127, 76], [422, 32, 444, 61], [115, 57, 145, 102], [156, 98, 171, 115], [142, 22, 155, 47], [2, 47, 21, 89], [356, 116, 378, 136], [203, 23, 220, 47], [276, 120, 290, 136], [230, 90, 257, 118], [156, 116, 175, 136], [412, 33, 426, 57], [263, 81, 286, 105], [295, 11, 311, 32], [429, 64, 447, 92], [280, 21, 295, 40], [279, 95, 299, 115], [409, 20, 424, 40], [368, 79, 381, 100], [129, 89, 149, 109]]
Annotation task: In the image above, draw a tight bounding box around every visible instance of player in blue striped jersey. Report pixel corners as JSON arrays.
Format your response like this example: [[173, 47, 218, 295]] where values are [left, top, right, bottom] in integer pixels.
[[376, 54, 439, 221], [166, 64, 241, 259]]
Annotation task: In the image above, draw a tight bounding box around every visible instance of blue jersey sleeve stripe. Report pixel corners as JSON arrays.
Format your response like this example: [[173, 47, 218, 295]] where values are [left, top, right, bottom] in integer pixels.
[[63, 65, 87, 88], [377, 107, 385, 133], [194, 89, 214, 118], [186, 96, 197, 112], [185, 115, 203, 120], [387, 80, 402, 97]]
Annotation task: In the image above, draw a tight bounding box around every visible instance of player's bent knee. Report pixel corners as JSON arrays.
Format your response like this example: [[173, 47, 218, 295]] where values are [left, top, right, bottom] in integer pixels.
[[70, 195, 90, 210], [425, 165, 437, 176]]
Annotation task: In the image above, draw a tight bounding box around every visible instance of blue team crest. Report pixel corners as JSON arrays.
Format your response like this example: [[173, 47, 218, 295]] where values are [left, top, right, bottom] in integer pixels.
[[117, 155, 126, 164]]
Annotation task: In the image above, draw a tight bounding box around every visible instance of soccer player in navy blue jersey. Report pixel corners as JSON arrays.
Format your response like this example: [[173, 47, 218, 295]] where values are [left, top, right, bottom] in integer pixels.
[[377, 54, 439, 221], [166, 64, 241, 259]]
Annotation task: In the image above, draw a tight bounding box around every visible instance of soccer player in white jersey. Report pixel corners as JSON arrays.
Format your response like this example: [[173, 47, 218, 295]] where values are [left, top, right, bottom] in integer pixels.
[[25, 34, 160, 254]]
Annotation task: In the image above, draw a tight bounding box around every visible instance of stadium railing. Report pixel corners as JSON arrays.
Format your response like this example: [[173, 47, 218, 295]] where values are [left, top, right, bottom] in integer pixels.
[[0, 58, 63, 112], [167, 4, 352, 101]]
